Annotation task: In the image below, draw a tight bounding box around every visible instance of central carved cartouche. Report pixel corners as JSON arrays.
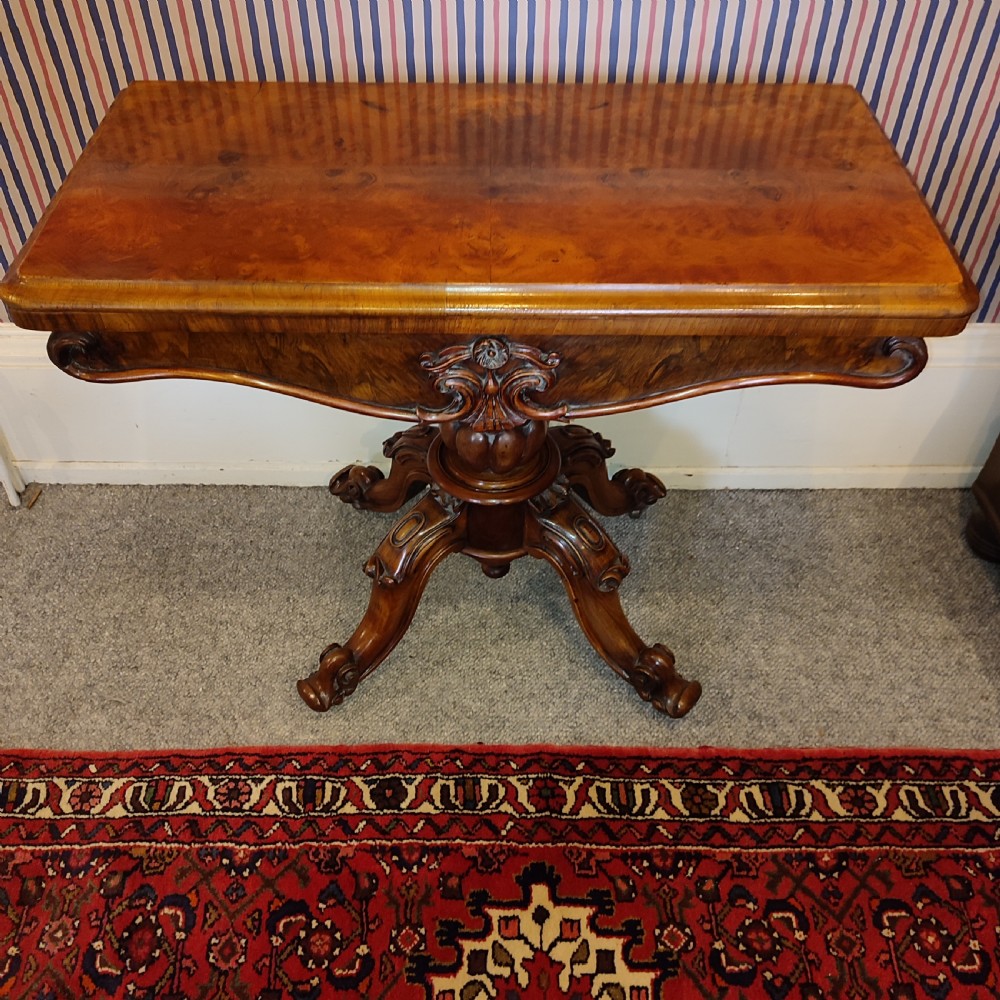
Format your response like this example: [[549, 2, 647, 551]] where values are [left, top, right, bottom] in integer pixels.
[[417, 337, 568, 475], [417, 336, 565, 430]]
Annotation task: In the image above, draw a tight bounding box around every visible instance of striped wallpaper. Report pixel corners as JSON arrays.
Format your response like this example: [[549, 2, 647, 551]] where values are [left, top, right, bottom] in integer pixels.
[[2, 1, 998, 321]]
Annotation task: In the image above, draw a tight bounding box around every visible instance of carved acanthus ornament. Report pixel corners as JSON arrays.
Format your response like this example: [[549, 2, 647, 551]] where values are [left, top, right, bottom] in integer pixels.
[[415, 337, 568, 475], [416, 337, 566, 430]]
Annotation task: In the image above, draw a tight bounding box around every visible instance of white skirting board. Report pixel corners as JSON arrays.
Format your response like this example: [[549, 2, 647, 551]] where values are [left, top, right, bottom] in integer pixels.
[[1, 322, 998, 490]]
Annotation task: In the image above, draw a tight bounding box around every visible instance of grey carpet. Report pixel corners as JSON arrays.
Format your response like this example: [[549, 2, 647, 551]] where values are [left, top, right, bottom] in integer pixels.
[[1, 485, 997, 750]]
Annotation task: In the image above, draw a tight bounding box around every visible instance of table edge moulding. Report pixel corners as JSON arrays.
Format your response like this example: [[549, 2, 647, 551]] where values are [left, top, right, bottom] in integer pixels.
[[0, 82, 978, 719]]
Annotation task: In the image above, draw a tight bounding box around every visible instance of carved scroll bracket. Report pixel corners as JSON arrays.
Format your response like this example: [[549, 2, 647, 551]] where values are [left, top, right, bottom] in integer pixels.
[[880, 337, 928, 384], [416, 337, 567, 431], [47, 331, 114, 377], [416, 337, 569, 477]]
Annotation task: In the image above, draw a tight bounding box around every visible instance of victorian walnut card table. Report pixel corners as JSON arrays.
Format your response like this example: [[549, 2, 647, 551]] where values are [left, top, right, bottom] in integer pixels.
[[1, 83, 977, 718]]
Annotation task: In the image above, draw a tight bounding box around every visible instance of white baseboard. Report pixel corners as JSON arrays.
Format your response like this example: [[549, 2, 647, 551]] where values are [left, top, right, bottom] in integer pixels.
[[927, 326, 1000, 366], [2, 323, 999, 490], [12, 460, 982, 490], [13, 460, 341, 487], [655, 465, 981, 489]]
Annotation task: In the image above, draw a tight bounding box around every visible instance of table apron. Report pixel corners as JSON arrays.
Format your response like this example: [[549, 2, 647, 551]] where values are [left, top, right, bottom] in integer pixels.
[[46, 328, 928, 422]]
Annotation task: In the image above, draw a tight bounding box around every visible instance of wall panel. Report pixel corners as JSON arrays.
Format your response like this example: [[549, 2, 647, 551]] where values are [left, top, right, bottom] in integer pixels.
[[1, 1, 998, 318], [1, 3, 998, 493]]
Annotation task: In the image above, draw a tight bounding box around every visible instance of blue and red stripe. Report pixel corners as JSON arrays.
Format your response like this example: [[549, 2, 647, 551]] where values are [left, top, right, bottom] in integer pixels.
[[0, 0, 997, 321]]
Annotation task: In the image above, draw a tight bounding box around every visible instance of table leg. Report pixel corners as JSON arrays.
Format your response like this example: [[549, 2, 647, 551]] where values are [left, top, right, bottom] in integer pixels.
[[966, 509, 1000, 562], [967, 431, 1000, 562], [525, 487, 701, 718], [551, 424, 667, 517], [297, 490, 467, 710], [302, 414, 701, 717], [329, 425, 435, 513]]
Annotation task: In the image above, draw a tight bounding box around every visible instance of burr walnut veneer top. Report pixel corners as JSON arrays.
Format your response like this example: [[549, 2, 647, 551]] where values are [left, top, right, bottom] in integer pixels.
[[1, 81, 977, 337]]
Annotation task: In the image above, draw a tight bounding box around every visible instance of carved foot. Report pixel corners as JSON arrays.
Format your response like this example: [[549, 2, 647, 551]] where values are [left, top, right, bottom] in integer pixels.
[[329, 464, 386, 510], [299, 491, 467, 711], [631, 644, 702, 717], [298, 644, 361, 711], [552, 424, 667, 517], [329, 425, 435, 512], [526, 489, 700, 718]]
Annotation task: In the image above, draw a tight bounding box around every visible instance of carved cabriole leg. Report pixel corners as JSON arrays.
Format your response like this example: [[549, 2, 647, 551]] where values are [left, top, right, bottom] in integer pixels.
[[525, 487, 702, 718], [329, 425, 435, 512], [551, 423, 667, 517], [297, 491, 467, 711]]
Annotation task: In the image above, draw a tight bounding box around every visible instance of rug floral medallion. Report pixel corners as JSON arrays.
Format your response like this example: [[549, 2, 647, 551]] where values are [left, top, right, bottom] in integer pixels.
[[0, 746, 998, 999]]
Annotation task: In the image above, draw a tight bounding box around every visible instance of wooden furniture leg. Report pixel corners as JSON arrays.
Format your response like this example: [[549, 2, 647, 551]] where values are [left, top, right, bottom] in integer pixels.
[[303, 340, 704, 717], [298, 490, 467, 710], [526, 485, 701, 717], [329, 425, 435, 513], [551, 423, 667, 517], [300, 418, 702, 717]]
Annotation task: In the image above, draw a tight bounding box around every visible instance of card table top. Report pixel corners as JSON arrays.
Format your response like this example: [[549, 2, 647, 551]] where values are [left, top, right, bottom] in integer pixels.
[[1, 81, 977, 341]]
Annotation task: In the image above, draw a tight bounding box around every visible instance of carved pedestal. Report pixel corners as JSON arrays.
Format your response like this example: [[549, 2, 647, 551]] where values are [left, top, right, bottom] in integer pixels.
[[298, 337, 701, 718]]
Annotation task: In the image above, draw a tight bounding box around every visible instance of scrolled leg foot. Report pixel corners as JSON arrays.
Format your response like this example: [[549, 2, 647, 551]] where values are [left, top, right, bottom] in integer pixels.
[[329, 465, 385, 510], [526, 491, 701, 718], [329, 425, 435, 513], [630, 643, 702, 717], [612, 467, 668, 518], [297, 643, 361, 712], [299, 492, 467, 711], [552, 424, 666, 517]]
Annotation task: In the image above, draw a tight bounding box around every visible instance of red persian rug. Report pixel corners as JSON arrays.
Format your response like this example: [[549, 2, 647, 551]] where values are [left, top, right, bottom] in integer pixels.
[[1, 746, 998, 999]]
